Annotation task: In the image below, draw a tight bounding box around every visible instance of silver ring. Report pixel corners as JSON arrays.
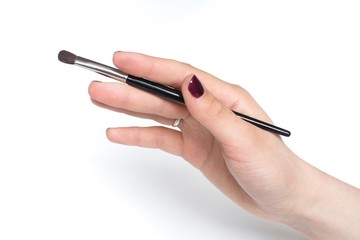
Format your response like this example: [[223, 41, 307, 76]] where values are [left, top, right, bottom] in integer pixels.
[[172, 118, 181, 127]]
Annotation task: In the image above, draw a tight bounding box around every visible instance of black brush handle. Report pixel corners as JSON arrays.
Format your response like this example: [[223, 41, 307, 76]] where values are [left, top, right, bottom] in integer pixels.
[[233, 111, 291, 137], [126, 74, 291, 137], [126, 75, 185, 104]]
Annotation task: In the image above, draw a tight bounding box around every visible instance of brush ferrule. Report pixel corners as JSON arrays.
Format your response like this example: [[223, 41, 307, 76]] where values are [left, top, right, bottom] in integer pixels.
[[75, 56, 128, 82]]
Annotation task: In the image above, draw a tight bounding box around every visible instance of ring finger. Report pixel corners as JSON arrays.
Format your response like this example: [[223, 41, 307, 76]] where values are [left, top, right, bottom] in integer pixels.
[[91, 99, 183, 127]]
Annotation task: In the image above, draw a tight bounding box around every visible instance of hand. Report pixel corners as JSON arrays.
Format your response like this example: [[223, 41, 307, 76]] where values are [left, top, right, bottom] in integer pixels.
[[88, 51, 300, 218], [88, 51, 360, 239]]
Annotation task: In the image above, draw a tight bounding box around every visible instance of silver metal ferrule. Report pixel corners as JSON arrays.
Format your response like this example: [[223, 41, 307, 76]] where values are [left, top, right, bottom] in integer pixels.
[[75, 56, 128, 83]]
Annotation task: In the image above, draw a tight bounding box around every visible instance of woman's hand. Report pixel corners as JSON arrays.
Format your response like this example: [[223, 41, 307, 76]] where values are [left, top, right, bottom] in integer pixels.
[[88, 51, 301, 218], [88, 51, 360, 239]]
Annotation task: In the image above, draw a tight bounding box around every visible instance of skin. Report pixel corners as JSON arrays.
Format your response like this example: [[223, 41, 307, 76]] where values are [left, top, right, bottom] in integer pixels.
[[88, 51, 360, 239]]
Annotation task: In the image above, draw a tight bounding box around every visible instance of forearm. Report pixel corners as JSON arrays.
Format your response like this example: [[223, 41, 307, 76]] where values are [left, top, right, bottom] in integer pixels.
[[283, 161, 360, 239]]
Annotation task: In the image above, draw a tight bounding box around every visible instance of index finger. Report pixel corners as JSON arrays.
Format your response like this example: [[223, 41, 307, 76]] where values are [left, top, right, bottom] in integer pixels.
[[112, 51, 207, 88], [112, 52, 266, 120]]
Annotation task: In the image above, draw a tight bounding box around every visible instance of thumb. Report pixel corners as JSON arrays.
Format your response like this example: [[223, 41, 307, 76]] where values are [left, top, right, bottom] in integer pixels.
[[182, 74, 254, 146]]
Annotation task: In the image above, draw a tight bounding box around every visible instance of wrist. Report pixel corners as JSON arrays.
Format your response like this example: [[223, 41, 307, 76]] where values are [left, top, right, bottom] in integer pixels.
[[280, 160, 360, 239]]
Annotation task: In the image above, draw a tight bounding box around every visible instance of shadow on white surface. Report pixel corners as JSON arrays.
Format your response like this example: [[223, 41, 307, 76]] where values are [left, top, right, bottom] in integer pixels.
[[89, 143, 305, 240]]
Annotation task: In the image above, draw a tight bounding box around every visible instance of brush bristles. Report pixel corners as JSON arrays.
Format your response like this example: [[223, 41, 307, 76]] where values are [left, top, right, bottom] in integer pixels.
[[58, 50, 77, 64]]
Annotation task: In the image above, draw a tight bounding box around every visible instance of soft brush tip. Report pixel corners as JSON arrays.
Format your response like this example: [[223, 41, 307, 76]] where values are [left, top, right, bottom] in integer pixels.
[[58, 50, 77, 64]]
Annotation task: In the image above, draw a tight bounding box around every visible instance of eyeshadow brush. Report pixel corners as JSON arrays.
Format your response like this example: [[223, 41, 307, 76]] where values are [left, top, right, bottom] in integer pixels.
[[58, 50, 291, 137]]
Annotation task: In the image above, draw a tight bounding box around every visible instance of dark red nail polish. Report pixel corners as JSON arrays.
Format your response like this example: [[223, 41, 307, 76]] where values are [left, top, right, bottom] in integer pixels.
[[188, 75, 204, 98]]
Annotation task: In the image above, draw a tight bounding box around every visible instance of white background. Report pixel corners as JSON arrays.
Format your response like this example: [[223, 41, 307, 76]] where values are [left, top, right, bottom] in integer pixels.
[[1, 0, 359, 239]]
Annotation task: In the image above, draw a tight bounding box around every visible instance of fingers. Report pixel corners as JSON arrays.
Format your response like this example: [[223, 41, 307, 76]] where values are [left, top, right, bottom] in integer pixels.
[[181, 74, 258, 147], [106, 126, 184, 156], [88, 81, 189, 120], [112, 51, 222, 89], [91, 99, 174, 125], [113, 51, 192, 88], [112, 51, 268, 118]]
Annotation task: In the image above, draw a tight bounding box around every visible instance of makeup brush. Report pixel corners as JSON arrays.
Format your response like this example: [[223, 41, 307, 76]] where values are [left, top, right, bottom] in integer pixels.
[[58, 50, 291, 137]]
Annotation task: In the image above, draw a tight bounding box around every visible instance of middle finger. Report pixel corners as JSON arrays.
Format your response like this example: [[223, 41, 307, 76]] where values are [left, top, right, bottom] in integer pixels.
[[91, 99, 178, 126], [88, 81, 189, 119]]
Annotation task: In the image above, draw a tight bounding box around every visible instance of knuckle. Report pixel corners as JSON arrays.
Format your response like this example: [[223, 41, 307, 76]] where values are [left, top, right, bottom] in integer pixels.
[[154, 131, 166, 148], [203, 97, 228, 123], [179, 61, 193, 68], [228, 84, 254, 110], [155, 100, 167, 116], [145, 61, 156, 78], [230, 83, 249, 97], [131, 128, 142, 145]]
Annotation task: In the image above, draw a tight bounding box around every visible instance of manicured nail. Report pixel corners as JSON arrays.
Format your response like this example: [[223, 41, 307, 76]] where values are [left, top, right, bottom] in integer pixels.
[[188, 75, 204, 98]]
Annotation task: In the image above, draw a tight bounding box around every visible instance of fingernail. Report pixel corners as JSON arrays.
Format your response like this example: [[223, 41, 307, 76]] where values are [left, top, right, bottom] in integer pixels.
[[106, 127, 115, 136], [188, 75, 204, 98], [113, 51, 122, 57]]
